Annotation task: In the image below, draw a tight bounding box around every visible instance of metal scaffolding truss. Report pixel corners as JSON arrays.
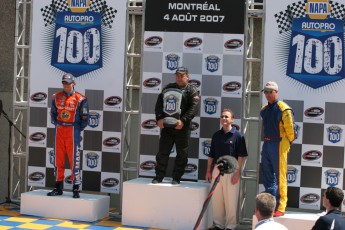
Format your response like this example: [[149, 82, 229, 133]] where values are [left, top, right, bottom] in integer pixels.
[[239, 0, 264, 224], [10, 0, 31, 203], [119, 0, 144, 210], [11, 0, 264, 223], [121, 0, 143, 183]]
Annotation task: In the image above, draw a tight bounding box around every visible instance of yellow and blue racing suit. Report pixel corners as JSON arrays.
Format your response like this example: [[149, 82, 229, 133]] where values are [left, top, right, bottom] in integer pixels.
[[260, 100, 296, 212]]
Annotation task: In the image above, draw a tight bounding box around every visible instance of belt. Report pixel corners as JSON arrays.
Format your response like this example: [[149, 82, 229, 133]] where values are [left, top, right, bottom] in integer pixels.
[[57, 120, 77, 126]]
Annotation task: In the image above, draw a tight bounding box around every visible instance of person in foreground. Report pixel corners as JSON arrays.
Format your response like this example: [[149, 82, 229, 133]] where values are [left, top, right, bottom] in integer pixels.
[[312, 187, 345, 230], [255, 193, 288, 230], [260, 81, 297, 217], [48, 73, 89, 198], [152, 66, 200, 185], [206, 109, 248, 230]]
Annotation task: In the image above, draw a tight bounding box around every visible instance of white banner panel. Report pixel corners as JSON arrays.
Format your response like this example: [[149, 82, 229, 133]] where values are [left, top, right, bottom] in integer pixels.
[[263, 0, 345, 210], [139, 0, 246, 181], [28, 0, 127, 194]]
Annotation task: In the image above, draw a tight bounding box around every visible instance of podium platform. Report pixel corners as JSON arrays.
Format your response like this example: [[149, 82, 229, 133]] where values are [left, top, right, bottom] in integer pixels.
[[122, 178, 212, 230], [252, 211, 320, 230], [20, 189, 110, 222]]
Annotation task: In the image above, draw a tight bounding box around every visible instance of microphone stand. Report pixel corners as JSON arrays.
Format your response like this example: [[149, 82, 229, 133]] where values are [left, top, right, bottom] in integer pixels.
[[0, 105, 26, 206], [193, 168, 224, 230]]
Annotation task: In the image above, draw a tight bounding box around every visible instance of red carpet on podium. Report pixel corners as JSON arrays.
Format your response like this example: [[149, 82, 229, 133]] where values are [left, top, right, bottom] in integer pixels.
[[0, 205, 159, 230]]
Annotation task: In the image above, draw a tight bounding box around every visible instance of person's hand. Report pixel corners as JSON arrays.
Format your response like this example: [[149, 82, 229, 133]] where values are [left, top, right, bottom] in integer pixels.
[[231, 169, 241, 185], [157, 119, 164, 128], [205, 170, 212, 183], [175, 120, 184, 129]]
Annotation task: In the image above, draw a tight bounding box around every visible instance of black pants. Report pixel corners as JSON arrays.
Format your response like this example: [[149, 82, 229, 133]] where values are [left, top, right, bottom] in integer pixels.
[[155, 127, 190, 180]]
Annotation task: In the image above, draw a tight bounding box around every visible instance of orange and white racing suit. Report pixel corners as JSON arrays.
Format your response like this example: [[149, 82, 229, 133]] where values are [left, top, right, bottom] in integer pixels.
[[50, 90, 89, 185]]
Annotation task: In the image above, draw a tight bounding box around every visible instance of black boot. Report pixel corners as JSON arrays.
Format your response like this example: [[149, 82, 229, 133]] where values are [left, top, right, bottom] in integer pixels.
[[72, 185, 80, 199], [47, 181, 63, 196]]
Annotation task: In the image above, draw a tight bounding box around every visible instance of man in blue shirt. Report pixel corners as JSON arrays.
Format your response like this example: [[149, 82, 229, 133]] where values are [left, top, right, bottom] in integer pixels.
[[206, 108, 248, 230], [312, 187, 345, 230]]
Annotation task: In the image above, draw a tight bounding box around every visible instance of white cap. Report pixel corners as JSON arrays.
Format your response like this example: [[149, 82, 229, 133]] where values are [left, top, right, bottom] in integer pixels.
[[262, 81, 278, 92]]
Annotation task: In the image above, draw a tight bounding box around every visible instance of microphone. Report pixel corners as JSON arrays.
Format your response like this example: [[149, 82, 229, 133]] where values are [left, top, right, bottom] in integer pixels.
[[216, 155, 238, 174]]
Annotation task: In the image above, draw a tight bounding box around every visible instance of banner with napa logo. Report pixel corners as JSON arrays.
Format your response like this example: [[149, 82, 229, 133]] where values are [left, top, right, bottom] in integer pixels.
[[263, 0, 345, 211], [28, 0, 127, 194]]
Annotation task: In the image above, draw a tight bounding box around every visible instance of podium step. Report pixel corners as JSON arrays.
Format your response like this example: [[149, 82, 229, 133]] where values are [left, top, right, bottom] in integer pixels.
[[252, 211, 320, 230], [122, 178, 212, 230], [20, 189, 110, 222]]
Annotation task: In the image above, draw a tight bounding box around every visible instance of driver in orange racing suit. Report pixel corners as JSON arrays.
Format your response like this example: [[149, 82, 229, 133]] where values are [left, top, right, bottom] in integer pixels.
[[47, 73, 89, 198]]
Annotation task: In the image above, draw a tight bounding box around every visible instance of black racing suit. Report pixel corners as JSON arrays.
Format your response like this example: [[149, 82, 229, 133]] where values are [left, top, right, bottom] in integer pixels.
[[154, 82, 200, 180]]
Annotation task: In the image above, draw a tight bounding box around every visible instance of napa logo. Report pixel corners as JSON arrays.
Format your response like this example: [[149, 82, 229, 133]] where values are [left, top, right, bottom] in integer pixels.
[[306, 0, 331, 20], [64, 1, 94, 25], [68, 0, 90, 13]]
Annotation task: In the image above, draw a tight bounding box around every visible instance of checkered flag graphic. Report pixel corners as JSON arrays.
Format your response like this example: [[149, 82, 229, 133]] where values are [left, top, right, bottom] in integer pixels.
[[52, 0, 68, 12], [88, 0, 117, 28], [102, 6, 117, 28], [41, 0, 68, 26], [330, 1, 345, 21], [287, 1, 307, 19], [274, 0, 307, 34], [40, 0, 117, 28], [41, 4, 56, 26], [274, 10, 292, 34], [89, 0, 107, 13]]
